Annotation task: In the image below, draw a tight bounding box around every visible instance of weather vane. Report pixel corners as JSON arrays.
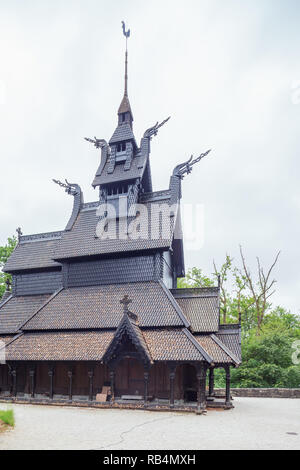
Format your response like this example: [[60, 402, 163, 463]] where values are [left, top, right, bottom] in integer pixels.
[[121, 21, 130, 96], [121, 21, 130, 43]]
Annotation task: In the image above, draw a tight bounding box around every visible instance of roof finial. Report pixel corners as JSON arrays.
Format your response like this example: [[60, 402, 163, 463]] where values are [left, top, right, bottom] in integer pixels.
[[120, 294, 138, 322], [120, 294, 132, 314], [16, 227, 22, 241], [121, 21, 130, 97]]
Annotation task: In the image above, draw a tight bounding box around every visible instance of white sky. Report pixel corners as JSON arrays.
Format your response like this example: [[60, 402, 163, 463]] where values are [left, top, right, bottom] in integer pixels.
[[0, 0, 299, 313]]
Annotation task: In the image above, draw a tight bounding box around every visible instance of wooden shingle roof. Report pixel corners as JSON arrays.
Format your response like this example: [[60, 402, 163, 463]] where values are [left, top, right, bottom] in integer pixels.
[[4, 234, 62, 272], [5, 331, 114, 361], [53, 198, 176, 261], [171, 287, 220, 333], [0, 294, 51, 334], [22, 282, 189, 331]]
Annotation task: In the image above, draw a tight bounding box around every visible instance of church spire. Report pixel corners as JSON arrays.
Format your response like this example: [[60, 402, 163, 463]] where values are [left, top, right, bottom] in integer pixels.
[[118, 21, 133, 122], [123, 21, 129, 97]]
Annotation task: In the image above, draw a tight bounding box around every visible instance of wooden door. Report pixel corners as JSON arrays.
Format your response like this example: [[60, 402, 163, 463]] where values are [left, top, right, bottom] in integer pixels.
[[128, 359, 144, 395], [115, 358, 145, 397]]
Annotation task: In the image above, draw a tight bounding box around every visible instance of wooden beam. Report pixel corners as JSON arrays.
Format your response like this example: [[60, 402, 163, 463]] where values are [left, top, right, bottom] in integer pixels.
[[109, 370, 115, 402], [88, 369, 94, 402], [11, 367, 17, 397], [224, 365, 231, 407], [144, 370, 149, 405], [196, 363, 207, 413], [29, 367, 35, 398], [48, 366, 54, 399], [68, 369, 73, 401], [209, 368, 215, 397], [168, 363, 176, 408]]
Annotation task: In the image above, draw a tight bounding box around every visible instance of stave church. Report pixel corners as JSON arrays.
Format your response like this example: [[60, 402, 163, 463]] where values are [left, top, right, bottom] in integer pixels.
[[0, 24, 241, 413]]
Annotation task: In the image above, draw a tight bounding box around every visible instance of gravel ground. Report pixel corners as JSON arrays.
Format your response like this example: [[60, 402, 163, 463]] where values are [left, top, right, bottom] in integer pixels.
[[0, 398, 299, 450]]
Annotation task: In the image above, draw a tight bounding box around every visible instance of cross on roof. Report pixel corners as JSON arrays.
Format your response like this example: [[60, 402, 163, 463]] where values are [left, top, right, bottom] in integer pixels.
[[120, 295, 132, 313]]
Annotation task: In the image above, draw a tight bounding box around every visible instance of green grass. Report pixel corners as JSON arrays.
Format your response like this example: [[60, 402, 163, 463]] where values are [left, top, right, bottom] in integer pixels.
[[0, 409, 14, 427]]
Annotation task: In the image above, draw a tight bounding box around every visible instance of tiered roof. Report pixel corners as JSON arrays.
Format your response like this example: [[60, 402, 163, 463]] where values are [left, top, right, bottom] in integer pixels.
[[0, 24, 241, 369]]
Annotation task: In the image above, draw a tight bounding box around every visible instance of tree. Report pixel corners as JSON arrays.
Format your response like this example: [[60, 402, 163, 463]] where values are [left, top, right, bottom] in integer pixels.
[[177, 248, 284, 334], [239, 246, 280, 334], [177, 267, 215, 288], [213, 255, 233, 323], [0, 236, 17, 300], [178, 253, 300, 388], [231, 319, 300, 388]]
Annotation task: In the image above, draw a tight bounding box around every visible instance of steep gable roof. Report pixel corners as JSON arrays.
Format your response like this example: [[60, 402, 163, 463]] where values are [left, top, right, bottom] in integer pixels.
[[102, 312, 152, 366], [109, 123, 136, 145]]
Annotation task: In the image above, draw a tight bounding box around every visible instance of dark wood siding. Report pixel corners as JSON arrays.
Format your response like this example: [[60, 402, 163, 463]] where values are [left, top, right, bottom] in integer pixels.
[[67, 255, 158, 288], [53, 363, 69, 396], [0, 364, 10, 392], [73, 363, 89, 396], [35, 363, 49, 395], [94, 364, 109, 395], [13, 270, 62, 296]]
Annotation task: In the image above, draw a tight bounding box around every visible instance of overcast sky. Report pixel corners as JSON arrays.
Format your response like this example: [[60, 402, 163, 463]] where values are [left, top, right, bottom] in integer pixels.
[[0, 0, 299, 313]]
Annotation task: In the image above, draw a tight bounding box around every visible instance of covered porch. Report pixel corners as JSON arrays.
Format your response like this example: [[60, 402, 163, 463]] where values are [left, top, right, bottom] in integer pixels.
[[0, 359, 234, 412]]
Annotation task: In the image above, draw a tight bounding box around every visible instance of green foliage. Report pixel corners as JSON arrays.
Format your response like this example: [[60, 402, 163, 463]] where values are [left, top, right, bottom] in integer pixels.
[[213, 368, 226, 388], [262, 307, 300, 334], [177, 267, 215, 288], [178, 256, 300, 388], [231, 323, 300, 388], [0, 236, 17, 300], [0, 409, 14, 427]]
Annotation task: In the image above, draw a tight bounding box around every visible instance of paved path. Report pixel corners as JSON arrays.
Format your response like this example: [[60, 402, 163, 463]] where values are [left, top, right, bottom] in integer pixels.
[[0, 398, 299, 450]]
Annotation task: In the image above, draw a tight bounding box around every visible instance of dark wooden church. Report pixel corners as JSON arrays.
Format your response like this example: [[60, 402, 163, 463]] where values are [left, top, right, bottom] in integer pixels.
[[0, 25, 241, 413]]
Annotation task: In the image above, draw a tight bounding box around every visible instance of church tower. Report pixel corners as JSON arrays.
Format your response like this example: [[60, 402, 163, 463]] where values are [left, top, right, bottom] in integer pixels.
[[89, 22, 165, 220]]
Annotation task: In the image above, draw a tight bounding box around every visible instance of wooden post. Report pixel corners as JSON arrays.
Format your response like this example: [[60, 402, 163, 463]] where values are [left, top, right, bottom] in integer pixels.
[[144, 371, 149, 406], [109, 370, 115, 402], [88, 370, 94, 402], [29, 368, 35, 398], [68, 369, 73, 401], [11, 367, 17, 397], [197, 364, 207, 413], [224, 365, 231, 407], [169, 372, 175, 407], [168, 363, 176, 408], [48, 367, 54, 399], [209, 368, 215, 397]]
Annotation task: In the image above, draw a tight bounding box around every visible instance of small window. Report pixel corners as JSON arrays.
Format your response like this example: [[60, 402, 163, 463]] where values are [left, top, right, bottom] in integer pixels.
[[122, 114, 126, 122], [116, 142, 126, 154]]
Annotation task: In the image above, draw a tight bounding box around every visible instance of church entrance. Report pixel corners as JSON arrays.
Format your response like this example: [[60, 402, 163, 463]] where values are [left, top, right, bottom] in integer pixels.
[[115, 358, 145, 398], [181, 364, 197, 402]]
